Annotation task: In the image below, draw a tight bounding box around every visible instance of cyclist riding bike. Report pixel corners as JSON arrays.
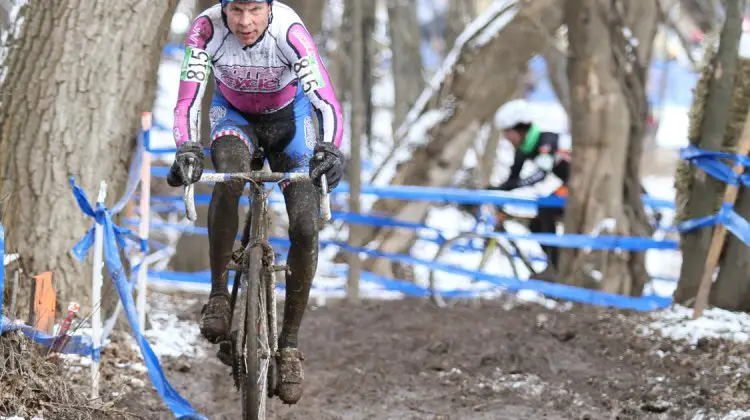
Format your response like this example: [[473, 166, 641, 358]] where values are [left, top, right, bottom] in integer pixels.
[[167, 0, 344, 404], [488, 99, 570, 279]]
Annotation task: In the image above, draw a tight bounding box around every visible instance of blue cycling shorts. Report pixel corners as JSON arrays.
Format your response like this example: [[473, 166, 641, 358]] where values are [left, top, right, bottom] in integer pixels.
[[208, 84, 318, 173]]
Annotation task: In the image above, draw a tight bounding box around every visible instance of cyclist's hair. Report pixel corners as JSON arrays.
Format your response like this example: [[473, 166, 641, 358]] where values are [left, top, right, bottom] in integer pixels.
[[511, 122, 532, 133]]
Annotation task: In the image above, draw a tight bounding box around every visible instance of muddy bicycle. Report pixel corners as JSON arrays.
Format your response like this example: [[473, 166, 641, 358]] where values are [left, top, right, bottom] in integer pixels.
[[182, 153, 330, 420]]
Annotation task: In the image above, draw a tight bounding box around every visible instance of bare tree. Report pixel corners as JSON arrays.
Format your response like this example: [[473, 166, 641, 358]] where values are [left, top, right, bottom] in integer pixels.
[[673, 0, 745, 304], [0, 0, 178, 308], [282, 0, 326, 36], [445, 1, 476, 57], [387, 0, 424, 131], [342, 0, 566, 277], [560, 0, 658, 295]]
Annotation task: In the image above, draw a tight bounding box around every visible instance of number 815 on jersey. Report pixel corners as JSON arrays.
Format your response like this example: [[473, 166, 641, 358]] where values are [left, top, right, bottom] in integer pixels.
[[181, 46, 210, 83]]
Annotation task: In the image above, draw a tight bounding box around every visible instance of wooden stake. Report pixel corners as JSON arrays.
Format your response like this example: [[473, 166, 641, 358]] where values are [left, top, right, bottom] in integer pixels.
[[29, 272, 56, 334], [692, 106, 750, 319]]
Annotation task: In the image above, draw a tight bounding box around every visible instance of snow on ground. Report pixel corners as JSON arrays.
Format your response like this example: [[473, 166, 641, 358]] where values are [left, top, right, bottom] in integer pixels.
[[644, 305, 750, 345], [143, 293, 204, 358]]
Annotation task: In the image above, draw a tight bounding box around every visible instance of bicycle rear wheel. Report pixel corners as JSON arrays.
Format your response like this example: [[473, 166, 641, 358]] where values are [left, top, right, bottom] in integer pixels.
[[240, 244, 271, 420]]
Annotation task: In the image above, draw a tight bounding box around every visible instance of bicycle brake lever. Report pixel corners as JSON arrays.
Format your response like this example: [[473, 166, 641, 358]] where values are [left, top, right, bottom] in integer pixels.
[[319, 174, 331, 223], [184, 162, 197, 222]]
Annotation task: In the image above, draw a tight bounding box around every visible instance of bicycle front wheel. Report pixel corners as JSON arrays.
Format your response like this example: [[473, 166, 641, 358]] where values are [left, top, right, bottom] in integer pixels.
[[240, 244, 271, 420]]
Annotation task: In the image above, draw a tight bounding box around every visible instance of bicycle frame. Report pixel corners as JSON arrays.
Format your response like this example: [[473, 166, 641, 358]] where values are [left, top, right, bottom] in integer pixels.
[[181, 164, 330, 418]]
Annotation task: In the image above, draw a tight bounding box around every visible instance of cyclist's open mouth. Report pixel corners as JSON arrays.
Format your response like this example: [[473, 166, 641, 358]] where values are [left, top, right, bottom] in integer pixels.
[[238, 31, 256, 43]]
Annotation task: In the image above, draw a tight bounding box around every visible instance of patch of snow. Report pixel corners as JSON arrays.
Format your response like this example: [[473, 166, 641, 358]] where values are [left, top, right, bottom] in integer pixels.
[[3, 252, 18, 266], [478, 370, 546, 398], [0, 0, 29, 86], [115, 361, 148, 373], [143, 296, 204, 358], [647, 305, 750, 345], [692, 409, 750, 420]]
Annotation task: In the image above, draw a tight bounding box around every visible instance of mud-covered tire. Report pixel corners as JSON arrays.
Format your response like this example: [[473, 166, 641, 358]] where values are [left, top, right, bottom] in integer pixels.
[[240, 245, 270, 420]]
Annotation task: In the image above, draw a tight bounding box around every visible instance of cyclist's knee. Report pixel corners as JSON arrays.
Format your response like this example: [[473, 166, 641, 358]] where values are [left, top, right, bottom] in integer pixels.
[[211, 135, 252, 195], [211, 135, 252, 171]]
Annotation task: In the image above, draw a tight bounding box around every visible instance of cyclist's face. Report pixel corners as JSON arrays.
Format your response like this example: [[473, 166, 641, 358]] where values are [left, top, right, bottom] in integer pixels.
[[503, 129, 523, 147], [225, 2, 271, 46]]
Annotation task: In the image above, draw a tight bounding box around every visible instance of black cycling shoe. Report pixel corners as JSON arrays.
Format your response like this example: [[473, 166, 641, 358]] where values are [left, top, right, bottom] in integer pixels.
[[200, 294, 231, 343]]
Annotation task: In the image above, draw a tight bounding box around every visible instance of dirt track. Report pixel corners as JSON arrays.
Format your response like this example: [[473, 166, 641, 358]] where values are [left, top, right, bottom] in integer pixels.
[[111, 293, 750, 420]]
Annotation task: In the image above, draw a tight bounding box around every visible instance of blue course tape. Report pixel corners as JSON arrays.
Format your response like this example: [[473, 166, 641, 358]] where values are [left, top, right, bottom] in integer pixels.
[[680, 145, 750, 186], [323, 240, 671, 311], [145, 238, 671, 311], [678, 203, 750, 246], [0, 316, 100, 360], [70, 176, 205, 419], [331, 182, 675, 210]]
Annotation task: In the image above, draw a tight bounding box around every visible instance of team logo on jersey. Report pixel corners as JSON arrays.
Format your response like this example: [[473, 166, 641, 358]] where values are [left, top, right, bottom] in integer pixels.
[[186, 16, 213, 48], [304, 116, 316, 150], [215, 65, 285, 92], [210, 105, 227, 126]]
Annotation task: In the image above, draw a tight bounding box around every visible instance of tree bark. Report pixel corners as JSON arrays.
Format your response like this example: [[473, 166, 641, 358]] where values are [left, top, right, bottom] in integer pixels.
[[362, 0, 376, 152], [560, 0, 658, 295], [673, 0, 745, 304], [0, 0, 178, 311], [387, 0, 424, 132], [347, 0, 365, 303], [711, 190, 750, 311], [339, 0, 565, 276], [707, 58, 750, 311]]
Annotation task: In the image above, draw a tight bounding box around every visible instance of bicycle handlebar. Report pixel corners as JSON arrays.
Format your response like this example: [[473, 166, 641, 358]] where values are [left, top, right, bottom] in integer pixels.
[[182, 165, 331, 224]]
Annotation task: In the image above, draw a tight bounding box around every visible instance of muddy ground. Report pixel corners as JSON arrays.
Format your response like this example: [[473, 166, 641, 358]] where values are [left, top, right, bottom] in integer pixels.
[[72, 291, 746, 420]]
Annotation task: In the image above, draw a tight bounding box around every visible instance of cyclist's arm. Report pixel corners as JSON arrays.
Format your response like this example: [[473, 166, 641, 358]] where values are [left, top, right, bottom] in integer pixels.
[[173, 16, 213, 146], [513, 151, 555, 188], [496, 150, 527, 190], [279, 22, 344, 147], [500, 149, 555, 190]]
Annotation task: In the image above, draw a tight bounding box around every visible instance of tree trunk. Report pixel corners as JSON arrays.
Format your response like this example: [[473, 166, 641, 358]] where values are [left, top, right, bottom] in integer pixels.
[[542, 44, 570, 113], [282, 0, 325, 37], [680, 0, 723, 34], [673, 0, 745, 304], [362, 0, 376, 152], [445, 1, 476, 52], [339, 0, 565, 276], [711, 191, 750, 310], [560, 0, 658, 295], [327, 0, 349, 106], [707, 59, 750, 310], [0, 0, 178, 312], [387, 0, 424, 132], [347, 0, 365, 303]]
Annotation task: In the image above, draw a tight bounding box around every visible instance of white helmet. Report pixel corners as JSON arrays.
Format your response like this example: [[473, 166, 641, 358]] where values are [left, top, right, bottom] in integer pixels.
[[494, 99, 533, 130]]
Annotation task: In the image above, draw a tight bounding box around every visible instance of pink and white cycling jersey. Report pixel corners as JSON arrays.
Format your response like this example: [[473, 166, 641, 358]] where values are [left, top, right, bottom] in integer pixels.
[[173, 2, 344, 147]]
